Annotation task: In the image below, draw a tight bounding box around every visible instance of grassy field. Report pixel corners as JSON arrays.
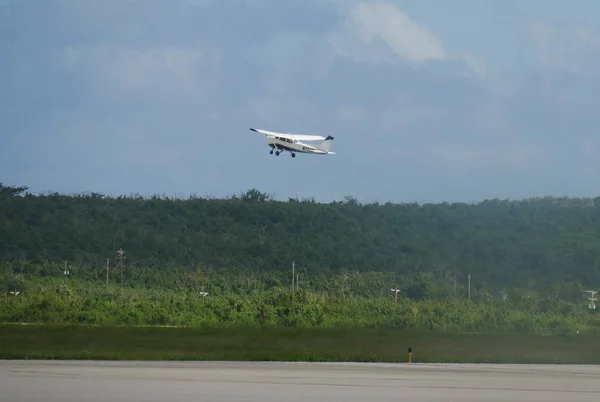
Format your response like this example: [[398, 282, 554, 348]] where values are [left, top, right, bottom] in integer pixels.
[[1, 324, 598, 364]]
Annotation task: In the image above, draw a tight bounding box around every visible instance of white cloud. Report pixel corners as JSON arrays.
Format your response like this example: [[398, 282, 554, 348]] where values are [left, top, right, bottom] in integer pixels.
[[343, 1, 444, 62], [459, 53, 488, 78], [62, 45, 221, 103], [528, 20, 600, 75], [328, 1, 486, 77]]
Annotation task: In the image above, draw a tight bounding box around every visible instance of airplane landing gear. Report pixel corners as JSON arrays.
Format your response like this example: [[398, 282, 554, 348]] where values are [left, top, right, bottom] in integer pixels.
[[268, 147, 293, 157]]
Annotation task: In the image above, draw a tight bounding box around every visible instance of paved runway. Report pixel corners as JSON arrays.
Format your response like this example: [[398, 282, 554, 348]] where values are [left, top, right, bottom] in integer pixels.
[[2, 360, 600, 401]]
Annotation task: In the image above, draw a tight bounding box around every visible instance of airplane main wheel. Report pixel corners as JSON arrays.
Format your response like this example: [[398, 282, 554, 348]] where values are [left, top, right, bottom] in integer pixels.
[[291, 153, 296, 158], [270, 150, 273, 154], [275, 151, 280, 156]]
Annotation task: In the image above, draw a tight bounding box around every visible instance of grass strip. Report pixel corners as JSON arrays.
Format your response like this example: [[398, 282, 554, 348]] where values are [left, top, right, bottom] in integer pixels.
[[1, 324, 598, 364]]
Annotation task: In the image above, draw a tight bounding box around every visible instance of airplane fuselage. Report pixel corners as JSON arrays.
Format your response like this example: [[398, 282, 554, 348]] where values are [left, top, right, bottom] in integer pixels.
[[266, 136, 328, 155]]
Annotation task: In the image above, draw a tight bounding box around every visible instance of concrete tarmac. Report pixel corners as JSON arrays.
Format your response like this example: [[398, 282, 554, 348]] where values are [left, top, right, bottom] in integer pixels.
[[2, 360, 600, 401]]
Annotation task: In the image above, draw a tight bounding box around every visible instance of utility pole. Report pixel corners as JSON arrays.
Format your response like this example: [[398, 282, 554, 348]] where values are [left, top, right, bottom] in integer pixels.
[[292, 260, 295, 292], [117, 248, 125, 288], [63, 261, 70, 284], [468, 274, 471, 301]]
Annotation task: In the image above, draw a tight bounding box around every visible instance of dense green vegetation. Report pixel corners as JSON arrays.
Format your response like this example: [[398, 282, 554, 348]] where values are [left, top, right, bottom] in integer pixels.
[[1, 275, 599, 335], [2, 183, 600, 290]]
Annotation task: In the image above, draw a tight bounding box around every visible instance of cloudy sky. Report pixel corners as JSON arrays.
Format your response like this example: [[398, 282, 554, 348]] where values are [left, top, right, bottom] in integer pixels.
[[2, 0, 599, 203]]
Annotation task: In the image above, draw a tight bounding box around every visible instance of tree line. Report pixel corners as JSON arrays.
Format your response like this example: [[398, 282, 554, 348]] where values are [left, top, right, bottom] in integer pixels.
[[2, 183, 600, 292]]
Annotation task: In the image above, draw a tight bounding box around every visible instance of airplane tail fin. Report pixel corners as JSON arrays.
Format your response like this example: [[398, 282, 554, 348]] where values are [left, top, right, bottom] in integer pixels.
[[315, 135, 334, 153]]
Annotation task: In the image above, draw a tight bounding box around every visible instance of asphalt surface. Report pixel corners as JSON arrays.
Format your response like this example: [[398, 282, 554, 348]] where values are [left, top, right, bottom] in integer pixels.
[[2, 360, 600, 401]]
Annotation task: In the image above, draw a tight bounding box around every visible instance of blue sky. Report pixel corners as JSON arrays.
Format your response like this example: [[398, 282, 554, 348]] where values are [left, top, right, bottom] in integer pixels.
[[1, 0, 599, 203]]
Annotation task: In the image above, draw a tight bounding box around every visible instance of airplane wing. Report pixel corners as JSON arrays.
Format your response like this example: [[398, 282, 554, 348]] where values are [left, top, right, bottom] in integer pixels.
[[249, 128, 326, 141]]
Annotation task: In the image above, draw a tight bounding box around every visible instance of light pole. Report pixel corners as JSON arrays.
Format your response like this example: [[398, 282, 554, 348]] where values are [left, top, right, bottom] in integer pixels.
[[585, 290, 597, 310], [117, 248, 126, 288], [391, 288, 400, 302], [468, 274, 471, 301]]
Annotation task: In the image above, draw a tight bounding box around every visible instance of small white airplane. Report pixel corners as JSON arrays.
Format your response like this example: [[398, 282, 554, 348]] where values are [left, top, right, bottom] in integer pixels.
[[250, 128, 335, 158]]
